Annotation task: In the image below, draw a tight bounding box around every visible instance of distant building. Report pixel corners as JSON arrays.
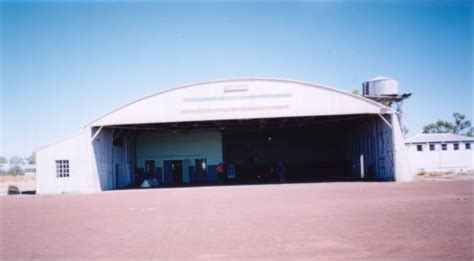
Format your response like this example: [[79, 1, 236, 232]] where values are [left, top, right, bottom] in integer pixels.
[[405, 133, 474, 172], [24, 164, 36, 176]]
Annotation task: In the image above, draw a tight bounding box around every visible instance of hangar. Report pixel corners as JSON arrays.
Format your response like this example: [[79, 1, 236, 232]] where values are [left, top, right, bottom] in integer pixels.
[[36, 78, 413, 194]]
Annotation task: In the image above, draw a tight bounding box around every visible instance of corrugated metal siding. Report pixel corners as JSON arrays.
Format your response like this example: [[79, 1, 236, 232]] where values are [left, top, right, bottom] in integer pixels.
[[345, 116, 394, 181]]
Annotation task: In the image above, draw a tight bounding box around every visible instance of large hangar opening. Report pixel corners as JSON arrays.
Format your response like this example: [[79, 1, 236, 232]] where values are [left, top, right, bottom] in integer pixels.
[[98, 113, 395, 189]]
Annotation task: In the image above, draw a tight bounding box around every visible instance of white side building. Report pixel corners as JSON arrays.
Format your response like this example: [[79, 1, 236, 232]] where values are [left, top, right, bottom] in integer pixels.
[[405, 133, 474, 172]]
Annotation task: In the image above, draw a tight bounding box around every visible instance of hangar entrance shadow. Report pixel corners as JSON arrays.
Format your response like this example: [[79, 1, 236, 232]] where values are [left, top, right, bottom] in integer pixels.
[[105, 114, 393, 191]]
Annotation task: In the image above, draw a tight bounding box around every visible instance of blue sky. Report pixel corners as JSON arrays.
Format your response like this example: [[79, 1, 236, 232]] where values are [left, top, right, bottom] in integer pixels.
[[1, 1, 472, 158]]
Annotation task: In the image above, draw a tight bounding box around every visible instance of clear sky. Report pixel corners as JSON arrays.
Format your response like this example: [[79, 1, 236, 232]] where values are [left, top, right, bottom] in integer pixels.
[[1, 1, 472, 158]]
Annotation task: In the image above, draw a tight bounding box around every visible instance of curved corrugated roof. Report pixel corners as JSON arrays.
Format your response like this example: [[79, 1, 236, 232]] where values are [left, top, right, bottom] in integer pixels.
[[87, 78, 394, 127]]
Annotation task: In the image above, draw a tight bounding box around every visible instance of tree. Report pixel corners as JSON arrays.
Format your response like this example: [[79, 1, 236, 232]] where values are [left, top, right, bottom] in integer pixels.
[[7, 165, 24, 176], [423, 120, 455, 134], [0, 156, 7, 175], [0, 156, 7, 169], [423, 113, 472, 136], [9, 156, 25, 167], [452, 113, 472, 134], [27, 153, 36, 164], [351, 89, 360, 95], [468, 128, 474, 137]]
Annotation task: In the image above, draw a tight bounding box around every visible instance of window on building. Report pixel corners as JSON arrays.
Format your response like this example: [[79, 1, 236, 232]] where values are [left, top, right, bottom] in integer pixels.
[[429, 144, 435, 151], [441, 144, 447, 151], [416, 145, 423, 152], [466, 143, 471, 150], [454, 143, 459, 150], [56, 160, 69, 178]]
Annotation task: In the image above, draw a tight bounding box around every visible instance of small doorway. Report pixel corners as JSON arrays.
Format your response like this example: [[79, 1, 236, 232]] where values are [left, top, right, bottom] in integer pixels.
[[172, 160, 183, 185], [145, 160, 156, 179], [164, 160, 183, 185]]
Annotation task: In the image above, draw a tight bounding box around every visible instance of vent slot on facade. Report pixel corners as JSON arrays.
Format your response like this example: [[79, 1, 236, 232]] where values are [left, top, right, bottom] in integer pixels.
[[224, 84, 248, 93]]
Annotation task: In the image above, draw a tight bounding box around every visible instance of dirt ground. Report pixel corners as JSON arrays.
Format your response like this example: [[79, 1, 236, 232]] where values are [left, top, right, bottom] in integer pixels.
[[1, 180, 473, 260], [416, 169, 474, 181]]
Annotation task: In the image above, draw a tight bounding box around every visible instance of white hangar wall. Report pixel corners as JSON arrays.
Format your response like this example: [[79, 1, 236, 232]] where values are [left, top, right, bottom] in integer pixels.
[[392, 115, 412, 181], [36, 130, 101, 194], [37, 128, 136, 194], [36, 78, 414, 194]]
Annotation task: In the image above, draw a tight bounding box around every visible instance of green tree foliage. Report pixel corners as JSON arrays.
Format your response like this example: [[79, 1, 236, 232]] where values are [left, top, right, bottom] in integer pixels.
[[453, 113, 472, 134], [27, 153, 36, 164], [0, 156, 7, 169], [7, 165, 24, 176], [423, 113, 473, 136], [423, 120, 455, 134], [9, 156, 25, 166], [468, 128, 474, 137]]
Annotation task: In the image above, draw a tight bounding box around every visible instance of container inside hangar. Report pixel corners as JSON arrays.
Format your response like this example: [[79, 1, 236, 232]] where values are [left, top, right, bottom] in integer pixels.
[[36, 78, 412, 194]]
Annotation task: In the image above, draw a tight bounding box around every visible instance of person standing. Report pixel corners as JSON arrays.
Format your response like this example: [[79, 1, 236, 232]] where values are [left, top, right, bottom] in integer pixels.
[[276, 162, 286, 183]]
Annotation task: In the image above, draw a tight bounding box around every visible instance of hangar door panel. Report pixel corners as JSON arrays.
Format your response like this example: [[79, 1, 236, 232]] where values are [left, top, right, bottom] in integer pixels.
[[375, 116, 394, 181], [222, 125, 352, 182]]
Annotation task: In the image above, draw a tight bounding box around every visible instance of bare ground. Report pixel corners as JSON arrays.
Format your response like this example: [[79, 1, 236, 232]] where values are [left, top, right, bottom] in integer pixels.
[[1, 180, 473, 260], [416, 169, 474, 181]]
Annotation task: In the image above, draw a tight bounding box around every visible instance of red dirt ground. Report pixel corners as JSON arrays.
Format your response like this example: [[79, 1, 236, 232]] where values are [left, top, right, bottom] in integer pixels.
[[1, 180, 473, 260]]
